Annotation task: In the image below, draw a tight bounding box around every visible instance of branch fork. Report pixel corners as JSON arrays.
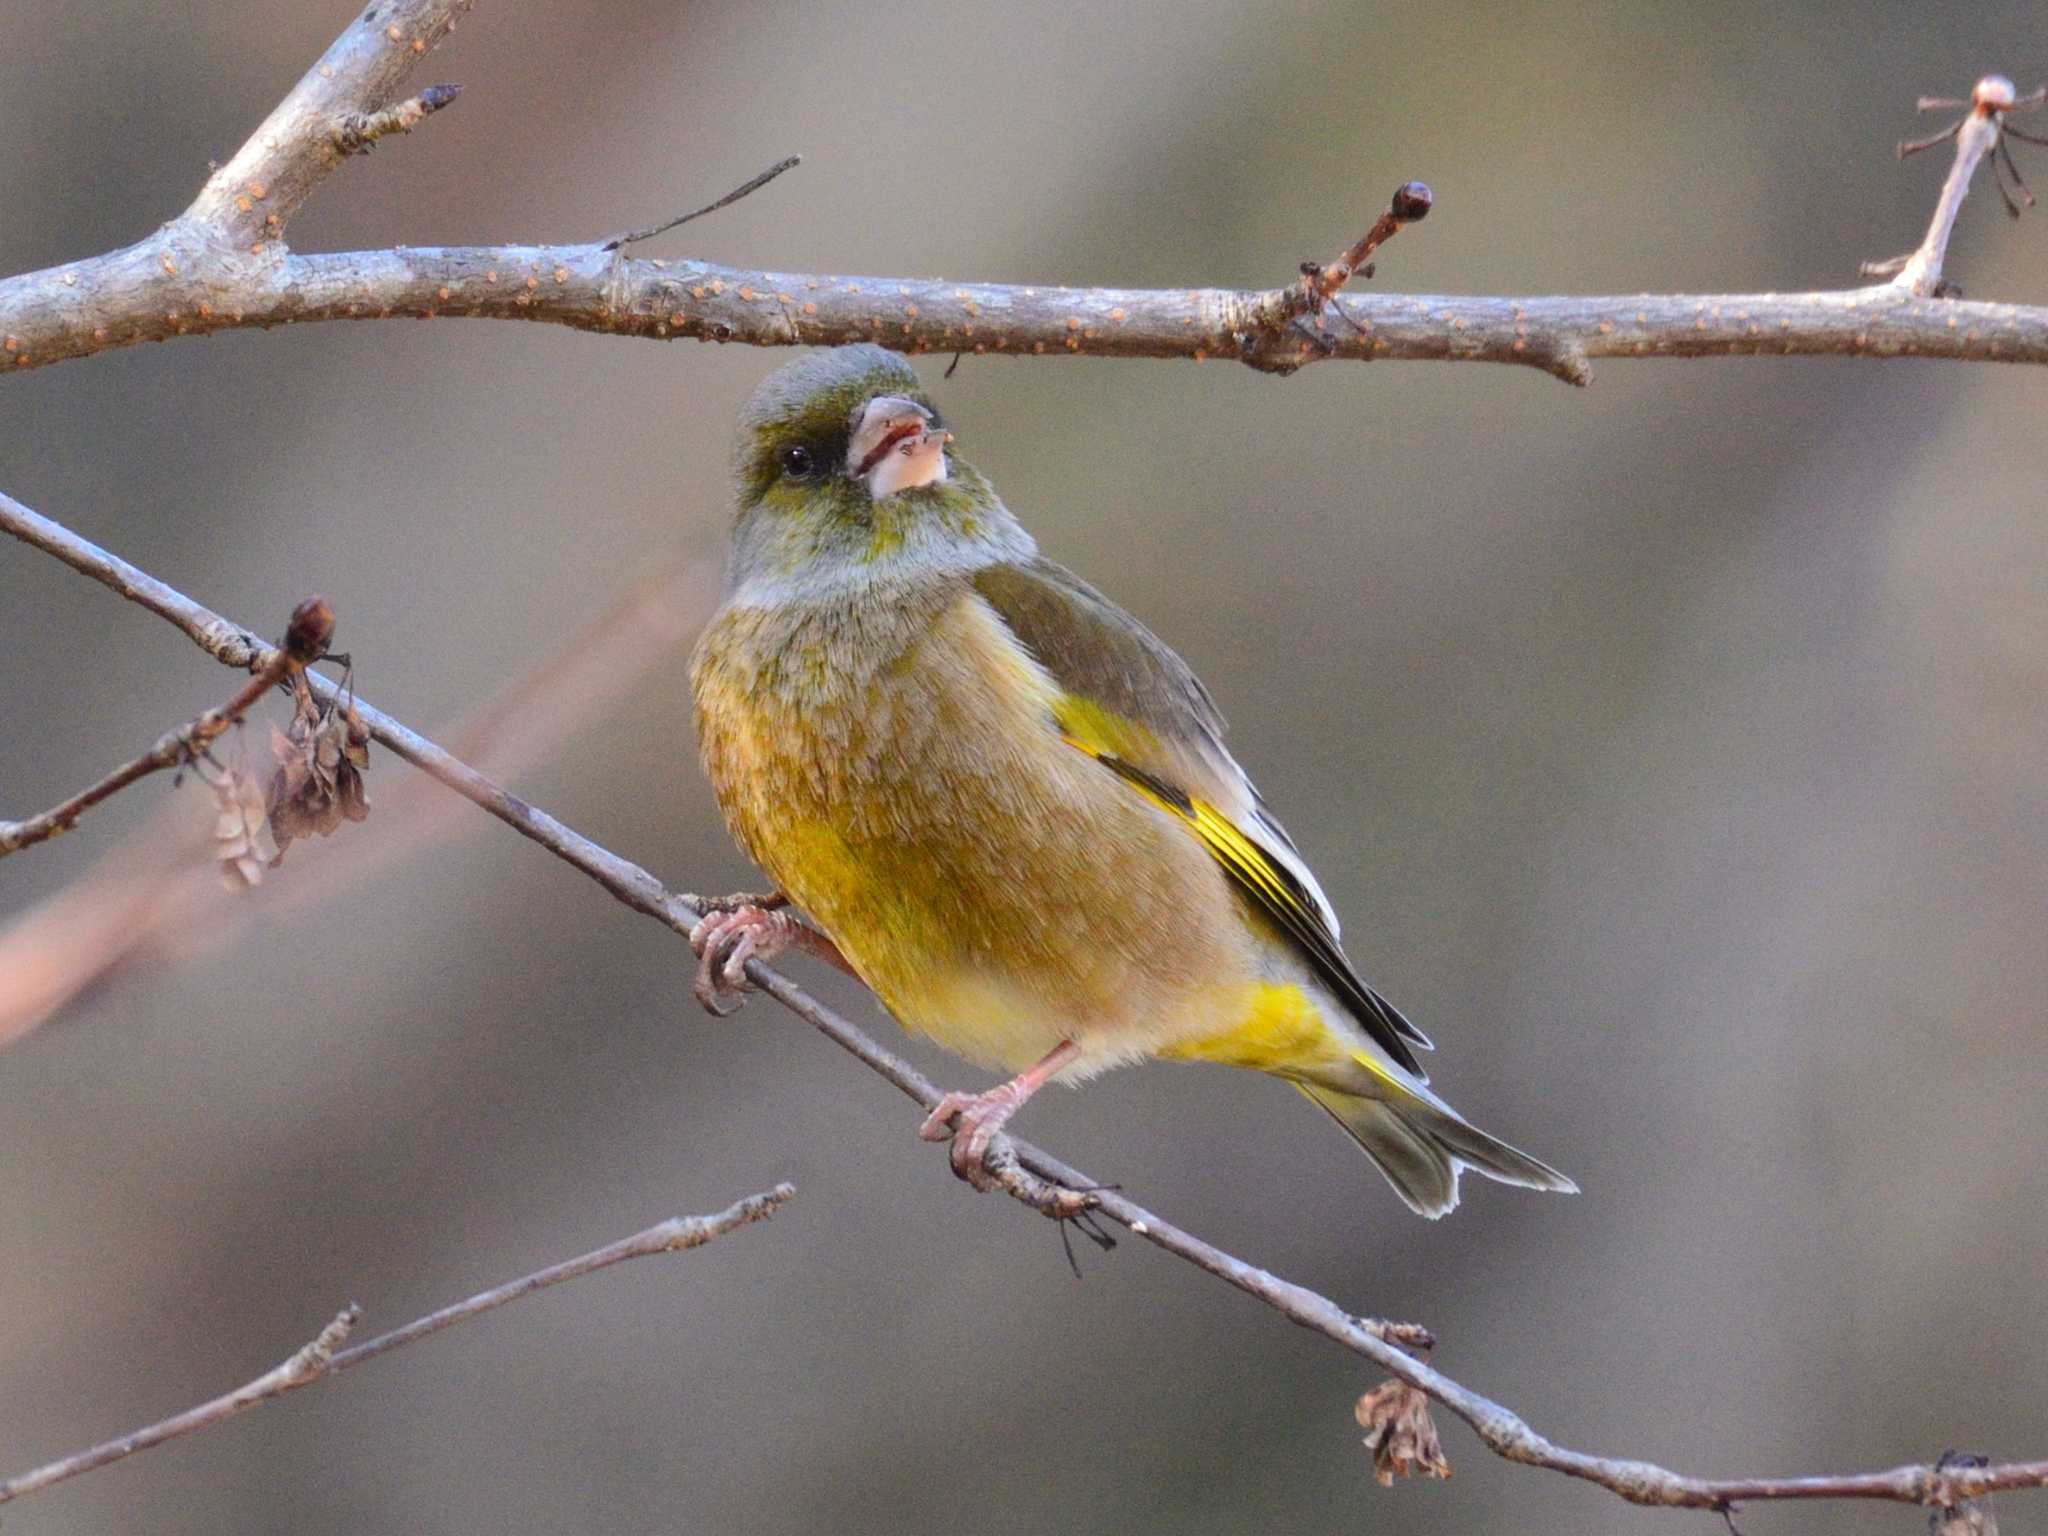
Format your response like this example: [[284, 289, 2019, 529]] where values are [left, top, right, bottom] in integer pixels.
[[1233, 179, 1436, 372]]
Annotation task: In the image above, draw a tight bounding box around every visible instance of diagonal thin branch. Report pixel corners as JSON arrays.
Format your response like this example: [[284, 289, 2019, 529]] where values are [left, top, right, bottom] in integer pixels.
[[0, 1184, 794, 1506], [0, 559, 710, 1048], [0, 1307, 364, 1507], [8, 483, 2048, 1517]]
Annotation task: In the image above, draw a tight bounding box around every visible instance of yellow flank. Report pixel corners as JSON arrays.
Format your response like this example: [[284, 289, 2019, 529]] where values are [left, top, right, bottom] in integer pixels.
[[1158, 981, 1341, 1075]]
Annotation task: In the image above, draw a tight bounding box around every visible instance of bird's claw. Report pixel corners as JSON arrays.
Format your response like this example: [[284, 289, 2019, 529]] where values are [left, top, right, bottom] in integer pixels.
[[918, 1086, 1023, 1192], [688, 899, 794, 1016]]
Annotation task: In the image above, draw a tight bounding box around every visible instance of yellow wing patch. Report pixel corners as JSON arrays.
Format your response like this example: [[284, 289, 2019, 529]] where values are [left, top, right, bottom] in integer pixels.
[[1051, 693, 1162, 766], [1055, 702, 1427, 1079]]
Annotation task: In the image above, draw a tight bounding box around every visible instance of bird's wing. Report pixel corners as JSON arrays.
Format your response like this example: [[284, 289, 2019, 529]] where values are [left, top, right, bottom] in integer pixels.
[[971, 557, 1432, 1076]]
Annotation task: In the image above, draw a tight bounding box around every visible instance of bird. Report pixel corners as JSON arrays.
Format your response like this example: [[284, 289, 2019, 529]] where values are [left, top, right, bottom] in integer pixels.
[[687, 343, 1575, 1217]]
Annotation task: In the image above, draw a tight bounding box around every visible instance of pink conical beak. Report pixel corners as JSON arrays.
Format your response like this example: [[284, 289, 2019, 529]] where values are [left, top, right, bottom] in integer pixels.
[[847, 395, 950, 498]]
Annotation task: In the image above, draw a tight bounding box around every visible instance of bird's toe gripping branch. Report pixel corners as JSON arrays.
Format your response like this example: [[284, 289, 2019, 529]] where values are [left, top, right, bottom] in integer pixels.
[[687, 893, 797, 1015], [685, 892, 858, 1014]]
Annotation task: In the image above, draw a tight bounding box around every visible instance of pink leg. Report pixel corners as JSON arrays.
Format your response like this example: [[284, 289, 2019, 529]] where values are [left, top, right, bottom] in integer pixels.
[[687, 892, 852, 1015], [918, 1040, 1081, 1191]]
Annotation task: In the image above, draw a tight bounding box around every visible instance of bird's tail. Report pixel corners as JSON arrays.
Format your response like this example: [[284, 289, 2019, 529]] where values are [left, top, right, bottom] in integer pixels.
[[1296, 1081, 1577, 1219]]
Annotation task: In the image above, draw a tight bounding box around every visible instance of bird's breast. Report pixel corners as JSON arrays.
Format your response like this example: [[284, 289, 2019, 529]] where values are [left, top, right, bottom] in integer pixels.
[[689, 585, 1244, 1067]]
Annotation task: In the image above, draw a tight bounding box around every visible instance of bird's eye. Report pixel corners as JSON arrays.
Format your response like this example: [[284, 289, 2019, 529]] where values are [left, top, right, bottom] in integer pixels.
[[778, 444, 816, 478]]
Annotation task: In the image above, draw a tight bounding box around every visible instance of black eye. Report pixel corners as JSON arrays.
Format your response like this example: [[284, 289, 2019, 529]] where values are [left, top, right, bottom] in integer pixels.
[[778, 444, 816, 478]]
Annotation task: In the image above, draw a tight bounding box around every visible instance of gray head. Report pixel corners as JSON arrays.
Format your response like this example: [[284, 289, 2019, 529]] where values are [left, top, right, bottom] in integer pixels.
[[724, 345, 1032, 602]]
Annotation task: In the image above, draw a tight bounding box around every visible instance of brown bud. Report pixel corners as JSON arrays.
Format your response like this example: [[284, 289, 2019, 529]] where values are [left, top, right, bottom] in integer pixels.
[[1391, 182, 1433, 222], [284, 596, 335, 663]]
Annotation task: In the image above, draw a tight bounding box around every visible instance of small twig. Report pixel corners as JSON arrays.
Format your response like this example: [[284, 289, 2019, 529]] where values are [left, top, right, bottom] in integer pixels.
[[604, 155, 803, 250], [0, 596, 332, 857], [1296, 180, 1434, 313], [0, 1304, 363, 1504], [333, 82, 461, 156], [0, 1185, 794, 1505], [1932, 1453, 2001, 1536], [1869, 75, 2046, 294]]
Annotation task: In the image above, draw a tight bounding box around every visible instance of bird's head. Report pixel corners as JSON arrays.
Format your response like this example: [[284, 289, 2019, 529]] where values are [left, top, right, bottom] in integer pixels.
[[727, 345, 1029, 598]]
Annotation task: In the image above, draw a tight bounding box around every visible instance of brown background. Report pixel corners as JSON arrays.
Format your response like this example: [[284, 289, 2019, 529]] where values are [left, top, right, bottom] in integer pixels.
[[3, 1, 2047, 1532]]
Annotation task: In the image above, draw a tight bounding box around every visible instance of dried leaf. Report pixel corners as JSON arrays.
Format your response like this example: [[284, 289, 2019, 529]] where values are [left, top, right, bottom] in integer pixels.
[[266, 674, 372, 862], [1355, 1378, 1450, 1486], [1933, 1453, 1997, 1536], [342, 702, 369, 768], [1934, 1500, 1998, 1536], [208, 760, 278, 890]]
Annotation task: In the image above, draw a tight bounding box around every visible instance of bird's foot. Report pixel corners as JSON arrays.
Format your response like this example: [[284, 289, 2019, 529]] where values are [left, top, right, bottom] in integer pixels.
[[918, 1083, 1032, 1191], [688, 894, 796, 1016], [916, 1041, 1081, 1191]]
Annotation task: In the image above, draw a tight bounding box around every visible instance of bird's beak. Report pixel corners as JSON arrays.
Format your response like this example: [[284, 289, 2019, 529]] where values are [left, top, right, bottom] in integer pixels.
[[847, 395, 950, 499]]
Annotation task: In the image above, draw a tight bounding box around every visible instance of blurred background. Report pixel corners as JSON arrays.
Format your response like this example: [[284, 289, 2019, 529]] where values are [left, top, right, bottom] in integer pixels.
[[3, 0, 2046, 1531]]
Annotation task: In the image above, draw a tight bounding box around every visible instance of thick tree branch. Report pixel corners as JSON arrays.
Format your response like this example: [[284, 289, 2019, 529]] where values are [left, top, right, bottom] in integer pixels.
[[6, 241, 2047, 387], [6, 484, 2047, 1519], [0, 0, 2040, 384], [0, 1184, 794, 1506]]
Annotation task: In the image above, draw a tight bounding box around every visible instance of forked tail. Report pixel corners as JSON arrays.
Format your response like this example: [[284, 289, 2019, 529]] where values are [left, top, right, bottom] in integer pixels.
[[1297, 1082, 1577, 1219]]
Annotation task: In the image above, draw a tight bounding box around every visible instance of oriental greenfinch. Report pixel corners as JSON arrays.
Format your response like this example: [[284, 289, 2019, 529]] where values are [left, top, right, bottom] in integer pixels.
[[689, 345, 1574, 1216]]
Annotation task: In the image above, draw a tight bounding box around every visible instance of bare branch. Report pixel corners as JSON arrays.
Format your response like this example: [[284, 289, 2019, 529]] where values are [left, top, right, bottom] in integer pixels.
[[0, 1185, 794, 1506], [0, 597, 331, 858], [3, 1, 2044, 1503], [8, 484, 2048, 1517], [0, 0, 2041, 386], [1293, 180, 1435, 314], [333, 82, 461, 158], [7, 238, 2048, 387]]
